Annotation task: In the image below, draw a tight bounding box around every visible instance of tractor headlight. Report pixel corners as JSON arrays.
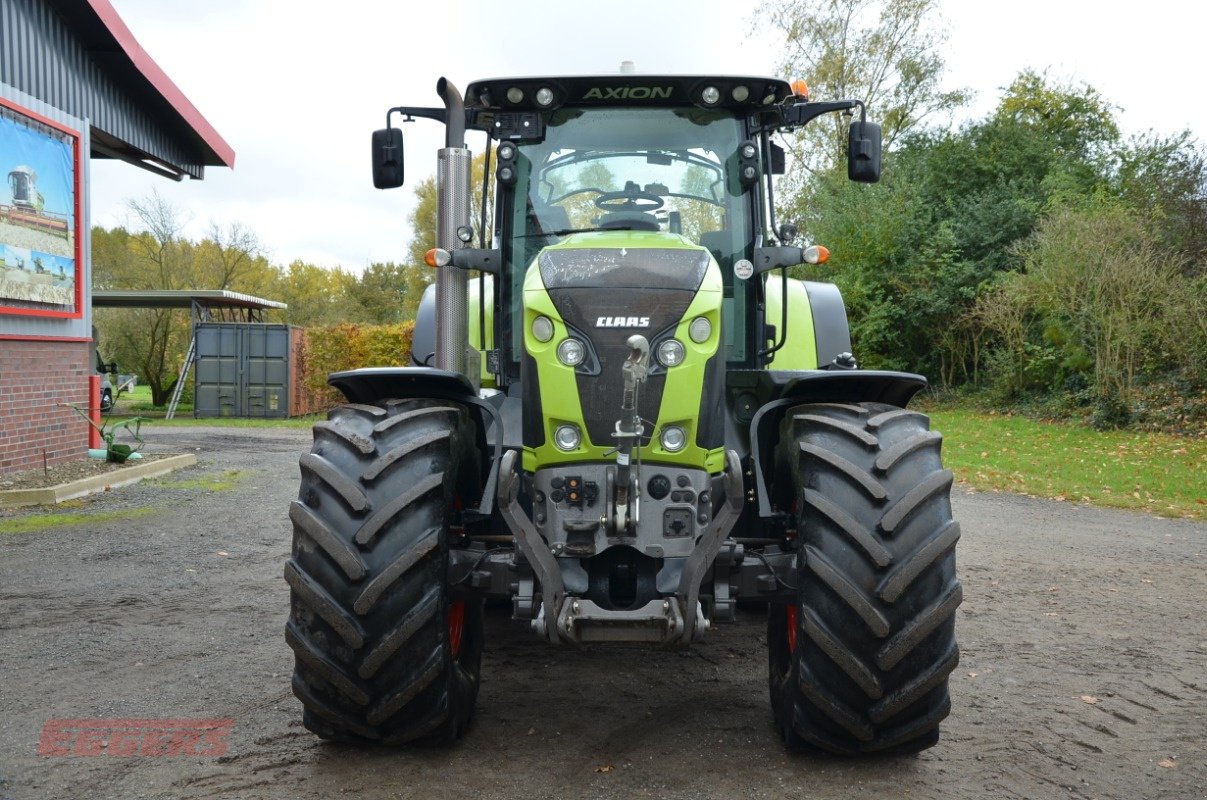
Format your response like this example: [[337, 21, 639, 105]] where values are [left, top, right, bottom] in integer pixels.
[[532, 315, 554, 343], [656, 339, 686, 367], [689, 316, 711, 344], [660, 425, 687, 452], [701, 86, 720, 105], [557, 338, 586, 367], [554, 424, 581, 451]]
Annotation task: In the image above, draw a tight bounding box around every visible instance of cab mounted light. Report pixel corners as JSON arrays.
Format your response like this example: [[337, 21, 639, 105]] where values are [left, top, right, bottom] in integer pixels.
[[791, 79, 809, 100], [700, 86, 720, 105], [496, 141, 518, 186], [738, 139, 760, 188], [506, 86, 524, 104], [804, 244, 830, 265], [535, 87, 555, 107]]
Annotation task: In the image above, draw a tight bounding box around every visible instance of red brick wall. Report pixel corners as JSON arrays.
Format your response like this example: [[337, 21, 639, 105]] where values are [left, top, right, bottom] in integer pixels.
[[0, 339, 91, 474]]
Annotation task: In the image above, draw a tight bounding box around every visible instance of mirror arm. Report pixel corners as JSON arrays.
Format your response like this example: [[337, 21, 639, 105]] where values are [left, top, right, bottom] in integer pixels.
[[386, 106, 447, 128], [776, 99, 862, 129]]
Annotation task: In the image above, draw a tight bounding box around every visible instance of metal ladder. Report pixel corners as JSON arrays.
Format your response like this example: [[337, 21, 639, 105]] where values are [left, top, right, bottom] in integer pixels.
[[165, 334, 196, 420]]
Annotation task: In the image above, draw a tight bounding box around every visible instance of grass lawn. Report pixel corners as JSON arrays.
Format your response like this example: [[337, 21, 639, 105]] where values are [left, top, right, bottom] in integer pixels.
[[928, 409, 1206, 520]]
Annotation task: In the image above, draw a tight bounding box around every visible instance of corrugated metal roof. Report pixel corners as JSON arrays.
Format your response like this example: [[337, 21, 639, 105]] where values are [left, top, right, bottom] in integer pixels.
[[0, 0, 234, 179], [93, 290, 286, 311]]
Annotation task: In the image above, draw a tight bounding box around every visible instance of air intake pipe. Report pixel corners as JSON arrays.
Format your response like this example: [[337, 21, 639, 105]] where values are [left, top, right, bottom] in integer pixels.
[[434, 77, 471, 376]]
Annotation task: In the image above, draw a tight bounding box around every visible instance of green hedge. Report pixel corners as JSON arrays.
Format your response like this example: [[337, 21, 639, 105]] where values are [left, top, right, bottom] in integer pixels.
[[301, 322, 416, 410]]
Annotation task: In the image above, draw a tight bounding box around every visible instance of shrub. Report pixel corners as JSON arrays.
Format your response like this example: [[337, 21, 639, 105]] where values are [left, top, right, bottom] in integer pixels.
[[301, 322, 416, 410]]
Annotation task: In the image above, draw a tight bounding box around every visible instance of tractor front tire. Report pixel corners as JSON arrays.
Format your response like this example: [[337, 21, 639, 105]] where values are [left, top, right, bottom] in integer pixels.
[[769, 402, 962, 755], [286, 398, 483, 745]]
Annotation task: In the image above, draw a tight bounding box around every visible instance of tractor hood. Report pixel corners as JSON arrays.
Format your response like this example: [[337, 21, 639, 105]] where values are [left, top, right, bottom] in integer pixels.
[[537, 231, 710, 292], [523, 230, 724, 467]]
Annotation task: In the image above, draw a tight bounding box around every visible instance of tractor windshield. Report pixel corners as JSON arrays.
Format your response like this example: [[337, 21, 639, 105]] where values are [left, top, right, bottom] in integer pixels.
[[504, 107, 751, 367]]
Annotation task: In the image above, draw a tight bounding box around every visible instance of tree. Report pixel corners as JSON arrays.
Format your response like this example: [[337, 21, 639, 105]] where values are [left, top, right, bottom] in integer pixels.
[[762, 0, 969, 177], [1019, 199, 1193, 401], [92, 192, 279, 406], [346, 261, 413, 324], [401, 152, 495, 319], [198, 221, 262, 289], [273, 259, 360, 327]]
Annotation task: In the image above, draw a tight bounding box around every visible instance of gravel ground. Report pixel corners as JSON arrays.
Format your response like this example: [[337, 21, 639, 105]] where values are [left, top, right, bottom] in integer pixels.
[[0, 424, 1203, 800]]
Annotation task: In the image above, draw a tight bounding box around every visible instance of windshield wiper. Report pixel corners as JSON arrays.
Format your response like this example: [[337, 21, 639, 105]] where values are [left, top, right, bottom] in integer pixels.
[[520, 226, 633, 238]]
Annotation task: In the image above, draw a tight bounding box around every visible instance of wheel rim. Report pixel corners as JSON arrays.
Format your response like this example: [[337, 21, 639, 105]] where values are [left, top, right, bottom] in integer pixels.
[[785, 604, 798, 654], [448, 600, 466, 659]]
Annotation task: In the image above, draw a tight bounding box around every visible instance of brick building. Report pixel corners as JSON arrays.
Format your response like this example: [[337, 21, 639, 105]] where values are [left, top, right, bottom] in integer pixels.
[[0, 0, 233, 473]]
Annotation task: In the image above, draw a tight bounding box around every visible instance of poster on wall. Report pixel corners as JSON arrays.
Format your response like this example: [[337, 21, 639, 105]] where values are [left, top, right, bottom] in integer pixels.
[[0, 98, 81, 318]]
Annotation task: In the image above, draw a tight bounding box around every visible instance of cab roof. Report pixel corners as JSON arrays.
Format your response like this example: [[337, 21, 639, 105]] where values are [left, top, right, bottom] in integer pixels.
[[464, 75, 792, 113]]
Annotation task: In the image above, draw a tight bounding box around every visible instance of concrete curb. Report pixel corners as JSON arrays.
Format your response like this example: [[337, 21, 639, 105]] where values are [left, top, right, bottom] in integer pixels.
[[0, 454, 198, 508]]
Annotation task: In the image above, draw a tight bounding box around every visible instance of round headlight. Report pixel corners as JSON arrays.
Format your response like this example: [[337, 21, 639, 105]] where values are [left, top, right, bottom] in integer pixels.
[[557, 338, 585, 367], [660, 425, 687, 452], [656, 339, 686, 367], [554, 424, 581, 451], [740, 142, 758, 160], [731, 85, 749, 102], [535, 87, 554, 107], [532, 315, 554, 343], [701, 86, 720, 105], [689, 316, 711, 344], [497, 142, 516, 161], [506, 86, 524, 104]]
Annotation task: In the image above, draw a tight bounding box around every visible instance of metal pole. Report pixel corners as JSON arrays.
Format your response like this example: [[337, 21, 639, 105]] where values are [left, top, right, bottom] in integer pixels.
[[435, 148, 471, 375], [434, 78, 470, 376]]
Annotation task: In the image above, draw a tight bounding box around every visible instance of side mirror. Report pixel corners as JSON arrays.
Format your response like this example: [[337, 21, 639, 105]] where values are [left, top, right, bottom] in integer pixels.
[[848, 120, 882, 183], [769, 142, 786, 175], [371, 128, 404, 189]]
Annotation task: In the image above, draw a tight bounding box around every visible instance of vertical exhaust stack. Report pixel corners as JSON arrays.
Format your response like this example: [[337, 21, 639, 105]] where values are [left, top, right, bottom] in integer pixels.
[[434, 77, 471, 377]]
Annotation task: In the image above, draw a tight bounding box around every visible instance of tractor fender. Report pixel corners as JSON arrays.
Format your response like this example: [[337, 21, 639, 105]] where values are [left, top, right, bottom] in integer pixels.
[[327, 367, 501, 516], [411, 283, 437, 366], [744, 369, 928, 519], [803, 280, 853, 366]]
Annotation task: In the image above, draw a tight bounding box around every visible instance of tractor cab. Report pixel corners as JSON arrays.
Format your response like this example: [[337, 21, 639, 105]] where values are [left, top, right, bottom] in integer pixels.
[[8, 165, 37, 209]]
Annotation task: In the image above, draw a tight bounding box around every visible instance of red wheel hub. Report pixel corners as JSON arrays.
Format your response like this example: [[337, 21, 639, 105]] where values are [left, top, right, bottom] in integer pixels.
[[785, 604, 798, 654], [448, 600, 466, 659]]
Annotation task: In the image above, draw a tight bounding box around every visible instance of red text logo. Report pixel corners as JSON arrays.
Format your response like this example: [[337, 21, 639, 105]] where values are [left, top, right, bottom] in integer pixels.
[[38, 718, 234, 757]]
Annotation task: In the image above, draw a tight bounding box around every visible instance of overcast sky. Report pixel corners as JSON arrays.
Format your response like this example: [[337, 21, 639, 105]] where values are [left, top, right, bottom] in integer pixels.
[[91, 0, 1207, 274]]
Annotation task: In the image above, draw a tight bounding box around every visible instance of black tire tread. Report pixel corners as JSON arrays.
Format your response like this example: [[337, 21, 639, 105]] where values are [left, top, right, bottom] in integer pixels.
[[769, 401, 962, 755], [287, 399, 482, 746], [299, 453, 370, 513]]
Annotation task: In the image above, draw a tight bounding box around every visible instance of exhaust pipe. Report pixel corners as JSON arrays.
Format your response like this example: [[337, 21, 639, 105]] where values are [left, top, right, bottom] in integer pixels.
[[434, 77, 471, 376]]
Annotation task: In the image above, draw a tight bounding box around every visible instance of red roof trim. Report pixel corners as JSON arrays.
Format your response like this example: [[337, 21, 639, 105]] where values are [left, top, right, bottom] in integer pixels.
[[84, 0, 236, 168]]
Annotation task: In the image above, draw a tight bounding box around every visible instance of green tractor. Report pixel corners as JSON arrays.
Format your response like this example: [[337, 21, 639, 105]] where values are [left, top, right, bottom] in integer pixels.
[[286, 73, 962, 755]]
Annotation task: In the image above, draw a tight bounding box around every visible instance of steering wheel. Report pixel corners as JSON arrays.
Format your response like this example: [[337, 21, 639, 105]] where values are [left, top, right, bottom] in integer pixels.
[[594, 189, 664, 213]]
